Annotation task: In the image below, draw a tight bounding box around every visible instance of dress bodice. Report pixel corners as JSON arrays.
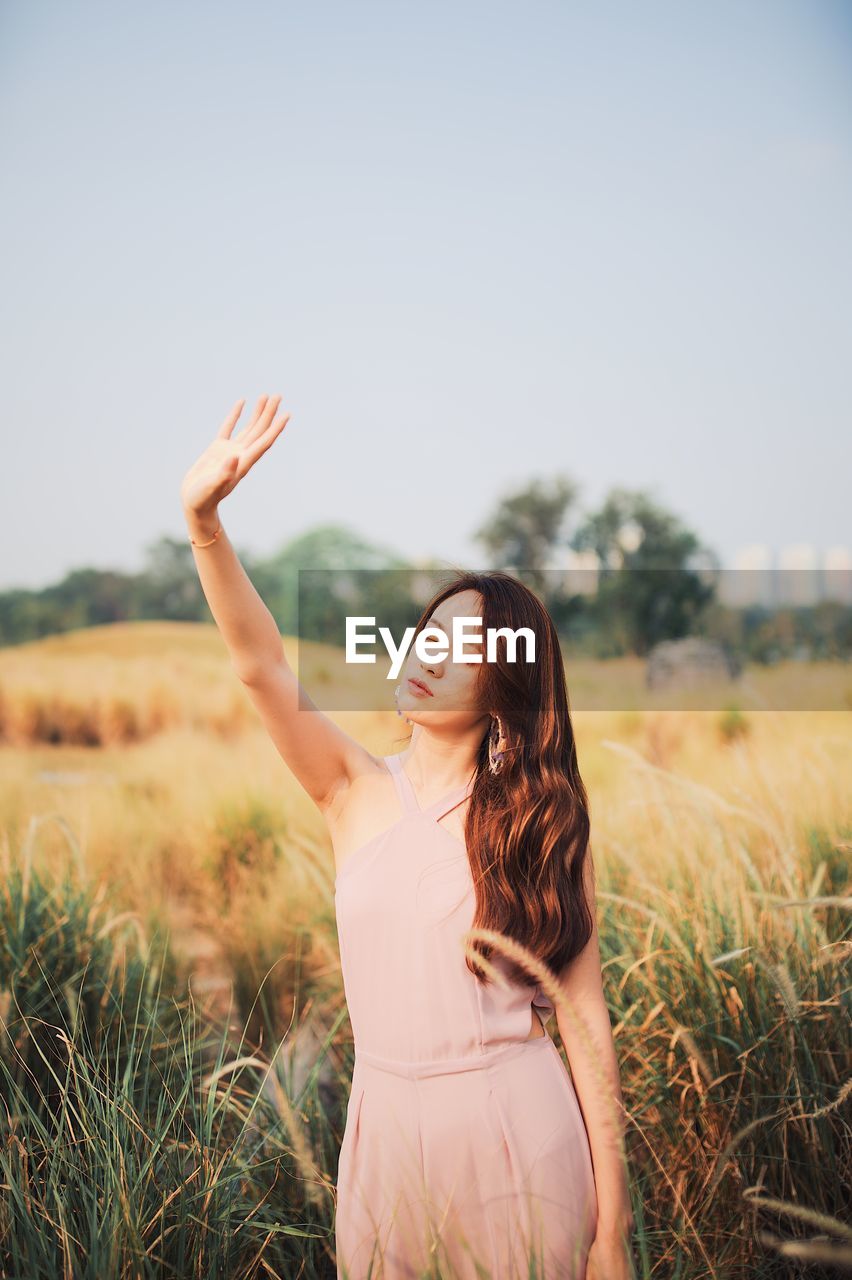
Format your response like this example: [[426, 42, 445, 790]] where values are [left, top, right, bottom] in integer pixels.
[[334, 752, 553, 1062]]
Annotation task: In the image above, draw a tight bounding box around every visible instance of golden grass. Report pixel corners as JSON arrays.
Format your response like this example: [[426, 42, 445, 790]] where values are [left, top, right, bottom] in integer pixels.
[[2, 623, 849, 752], [2, 622, 850, 1275]]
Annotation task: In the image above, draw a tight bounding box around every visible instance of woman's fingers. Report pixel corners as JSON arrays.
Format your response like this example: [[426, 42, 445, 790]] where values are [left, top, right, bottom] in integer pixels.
[[248, 394, 281, 445], [240, 408, 291, 471], [217, 394, 288, 472], [233, 394, 279, 448], [230, 395, 266, 444], [217, 398, 246, 441], [244, 395, 270, 437]]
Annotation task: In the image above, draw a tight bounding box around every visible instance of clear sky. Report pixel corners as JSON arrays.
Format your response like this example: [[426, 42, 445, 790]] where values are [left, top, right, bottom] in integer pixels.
[[2, 0, 850, 591]]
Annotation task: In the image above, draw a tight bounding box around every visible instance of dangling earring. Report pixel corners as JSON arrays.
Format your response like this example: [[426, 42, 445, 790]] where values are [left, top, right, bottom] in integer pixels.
[[394, 684, 412, 726], [488, 713, 507, 775]]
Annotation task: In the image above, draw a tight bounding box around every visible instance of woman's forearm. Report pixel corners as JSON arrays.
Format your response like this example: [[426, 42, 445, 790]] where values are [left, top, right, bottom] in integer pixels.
[[184, 507, 285, 679], [558, 1000, 633, 1230]]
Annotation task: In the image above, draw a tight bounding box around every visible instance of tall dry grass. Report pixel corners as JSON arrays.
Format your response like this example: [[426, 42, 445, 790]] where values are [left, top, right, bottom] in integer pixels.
[[0, 624, 849, 1277]]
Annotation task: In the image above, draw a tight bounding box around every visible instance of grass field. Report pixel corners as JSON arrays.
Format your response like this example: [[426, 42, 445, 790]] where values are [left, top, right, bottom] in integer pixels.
[[1, 623, 850, 1278]]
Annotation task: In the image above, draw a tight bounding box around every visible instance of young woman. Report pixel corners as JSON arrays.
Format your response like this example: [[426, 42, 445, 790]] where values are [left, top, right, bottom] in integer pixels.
[[182, 395, 636, 1280]]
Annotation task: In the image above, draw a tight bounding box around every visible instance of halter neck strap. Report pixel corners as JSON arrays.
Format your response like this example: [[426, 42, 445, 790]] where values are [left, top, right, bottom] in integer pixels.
[[385, 753, 476, 822]]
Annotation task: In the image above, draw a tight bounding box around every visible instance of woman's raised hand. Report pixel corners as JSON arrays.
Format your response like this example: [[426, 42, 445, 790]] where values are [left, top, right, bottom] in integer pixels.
[[180, 395, 291, 518]]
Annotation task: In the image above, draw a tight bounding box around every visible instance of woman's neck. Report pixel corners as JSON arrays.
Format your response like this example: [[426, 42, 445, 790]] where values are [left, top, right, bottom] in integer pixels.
[[403, 724, 483, 791]]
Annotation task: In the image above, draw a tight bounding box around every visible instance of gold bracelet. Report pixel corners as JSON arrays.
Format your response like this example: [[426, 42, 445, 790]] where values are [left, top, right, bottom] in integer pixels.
[[189, 522, 222, 548]]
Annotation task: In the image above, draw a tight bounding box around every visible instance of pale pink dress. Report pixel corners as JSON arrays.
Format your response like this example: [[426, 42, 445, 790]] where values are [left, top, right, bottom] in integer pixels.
[[333, 752, 598, 1279]]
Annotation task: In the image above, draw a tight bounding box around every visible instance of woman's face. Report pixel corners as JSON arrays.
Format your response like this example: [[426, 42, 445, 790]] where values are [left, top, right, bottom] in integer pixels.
[[397, 588, 488, 725]]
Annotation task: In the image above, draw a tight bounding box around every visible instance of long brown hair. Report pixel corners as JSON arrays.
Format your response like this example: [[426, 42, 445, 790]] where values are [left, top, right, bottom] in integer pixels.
[[403, 570, 595, 992]]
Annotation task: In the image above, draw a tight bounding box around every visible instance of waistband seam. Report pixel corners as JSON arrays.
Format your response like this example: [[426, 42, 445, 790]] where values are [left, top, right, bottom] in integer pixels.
[[355, 1034, 553, 1078]]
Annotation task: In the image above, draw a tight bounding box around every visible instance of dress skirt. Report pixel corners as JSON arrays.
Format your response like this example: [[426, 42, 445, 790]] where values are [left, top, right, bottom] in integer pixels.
[[335, 1032, 598, 1279]]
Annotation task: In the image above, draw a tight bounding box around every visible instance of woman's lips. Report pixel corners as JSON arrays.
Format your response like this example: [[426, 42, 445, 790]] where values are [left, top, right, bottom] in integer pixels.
[[408, 677, 433, 697]]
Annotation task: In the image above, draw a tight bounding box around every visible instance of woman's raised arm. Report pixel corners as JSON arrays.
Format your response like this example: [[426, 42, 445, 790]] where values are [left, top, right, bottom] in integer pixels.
[[180, 395, 371, 811]]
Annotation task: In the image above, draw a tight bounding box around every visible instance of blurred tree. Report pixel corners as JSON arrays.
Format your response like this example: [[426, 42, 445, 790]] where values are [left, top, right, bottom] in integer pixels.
[[138, 536, 208, 622], [471, 476, 581, 594], [572, 488, 719, 654], [252, 524, 410, 637]]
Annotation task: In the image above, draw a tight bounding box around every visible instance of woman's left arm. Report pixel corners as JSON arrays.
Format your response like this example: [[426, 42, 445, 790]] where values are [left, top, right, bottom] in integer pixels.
[[553, 857, 634, 1248]]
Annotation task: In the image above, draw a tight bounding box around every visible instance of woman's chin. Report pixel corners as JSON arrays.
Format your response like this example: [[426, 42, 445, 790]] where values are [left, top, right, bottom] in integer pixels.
[[399, 702, 435, 725]]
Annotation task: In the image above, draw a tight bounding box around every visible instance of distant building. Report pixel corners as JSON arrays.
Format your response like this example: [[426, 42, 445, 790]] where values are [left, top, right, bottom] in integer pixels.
[[822, 547, 852, 605], [722, 544, 851, 607], [720, 545, 774, 608], [777, 544, 819, 606]]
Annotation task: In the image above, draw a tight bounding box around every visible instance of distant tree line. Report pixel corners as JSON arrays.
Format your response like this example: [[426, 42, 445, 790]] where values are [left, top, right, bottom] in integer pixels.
[[1, 480, 849, 662]]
